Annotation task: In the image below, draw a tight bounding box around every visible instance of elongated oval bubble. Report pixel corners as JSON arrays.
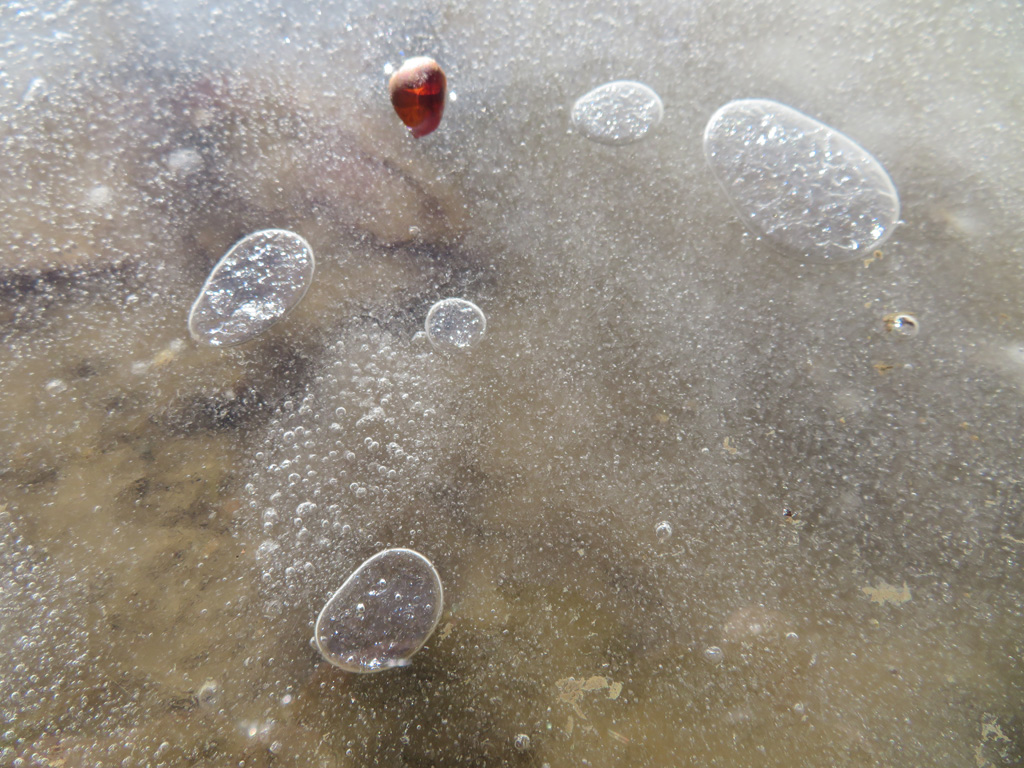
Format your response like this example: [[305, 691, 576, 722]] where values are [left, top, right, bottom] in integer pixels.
[[571, 81, 664, 145], [425, 297, 487, 351], [188, 229, 315, 346], [314, 548, 443, 673], [703, 99, 900, 264]]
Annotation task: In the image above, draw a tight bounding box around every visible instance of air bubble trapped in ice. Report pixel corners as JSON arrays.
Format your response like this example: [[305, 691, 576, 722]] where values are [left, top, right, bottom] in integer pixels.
[[571, 81, 664, 145], [314, 548, 444, 673], [703, 99, 900, 264], [188, 229, 315, 347], [425, 298, 487, 351]]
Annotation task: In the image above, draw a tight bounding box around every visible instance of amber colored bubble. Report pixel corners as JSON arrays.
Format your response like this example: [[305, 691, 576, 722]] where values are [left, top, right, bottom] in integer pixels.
[[389, 57, 447, 138]]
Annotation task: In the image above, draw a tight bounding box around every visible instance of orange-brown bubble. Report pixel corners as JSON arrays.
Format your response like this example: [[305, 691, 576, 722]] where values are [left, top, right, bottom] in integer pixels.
[[388, 56, 447, 138]]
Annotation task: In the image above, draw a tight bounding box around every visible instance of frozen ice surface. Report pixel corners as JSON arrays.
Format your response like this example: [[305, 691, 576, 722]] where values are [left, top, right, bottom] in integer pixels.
[[704, 99, 900, 263], [315, 547, 443, 672], [1, 0, 1023, 766], [571, 81, 664, 145], [425, 297, 487, 351], [188, 229, 315, 346]]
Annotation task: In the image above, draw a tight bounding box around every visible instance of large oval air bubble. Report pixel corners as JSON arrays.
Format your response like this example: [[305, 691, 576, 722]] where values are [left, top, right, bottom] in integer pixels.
[[188, 229, 315, 346], [314, 548, 444, 673], [703, 99, 900, 264]]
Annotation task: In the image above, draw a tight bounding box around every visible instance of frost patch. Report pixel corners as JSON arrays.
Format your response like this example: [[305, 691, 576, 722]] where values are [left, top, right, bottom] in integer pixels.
[[556, 675, 624, 736], [861, 581, 912, 606]]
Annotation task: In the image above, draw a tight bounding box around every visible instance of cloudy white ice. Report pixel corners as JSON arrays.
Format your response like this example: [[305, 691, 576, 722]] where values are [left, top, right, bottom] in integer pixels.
[[0, 0, 1021, 766]]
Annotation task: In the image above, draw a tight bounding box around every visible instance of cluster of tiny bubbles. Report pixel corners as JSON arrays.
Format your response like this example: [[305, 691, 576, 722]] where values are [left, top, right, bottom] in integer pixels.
[[425, 297, 487, 351], [703, 645, 725, 664], [571, 80, 664, 145], [513, 733, 532, 751], [655, 520, 673, 542], [254, 348, 419, 527], [240, 326, 458, 686], [883, 312, 920, 338], [257, 539, 282, 564]]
